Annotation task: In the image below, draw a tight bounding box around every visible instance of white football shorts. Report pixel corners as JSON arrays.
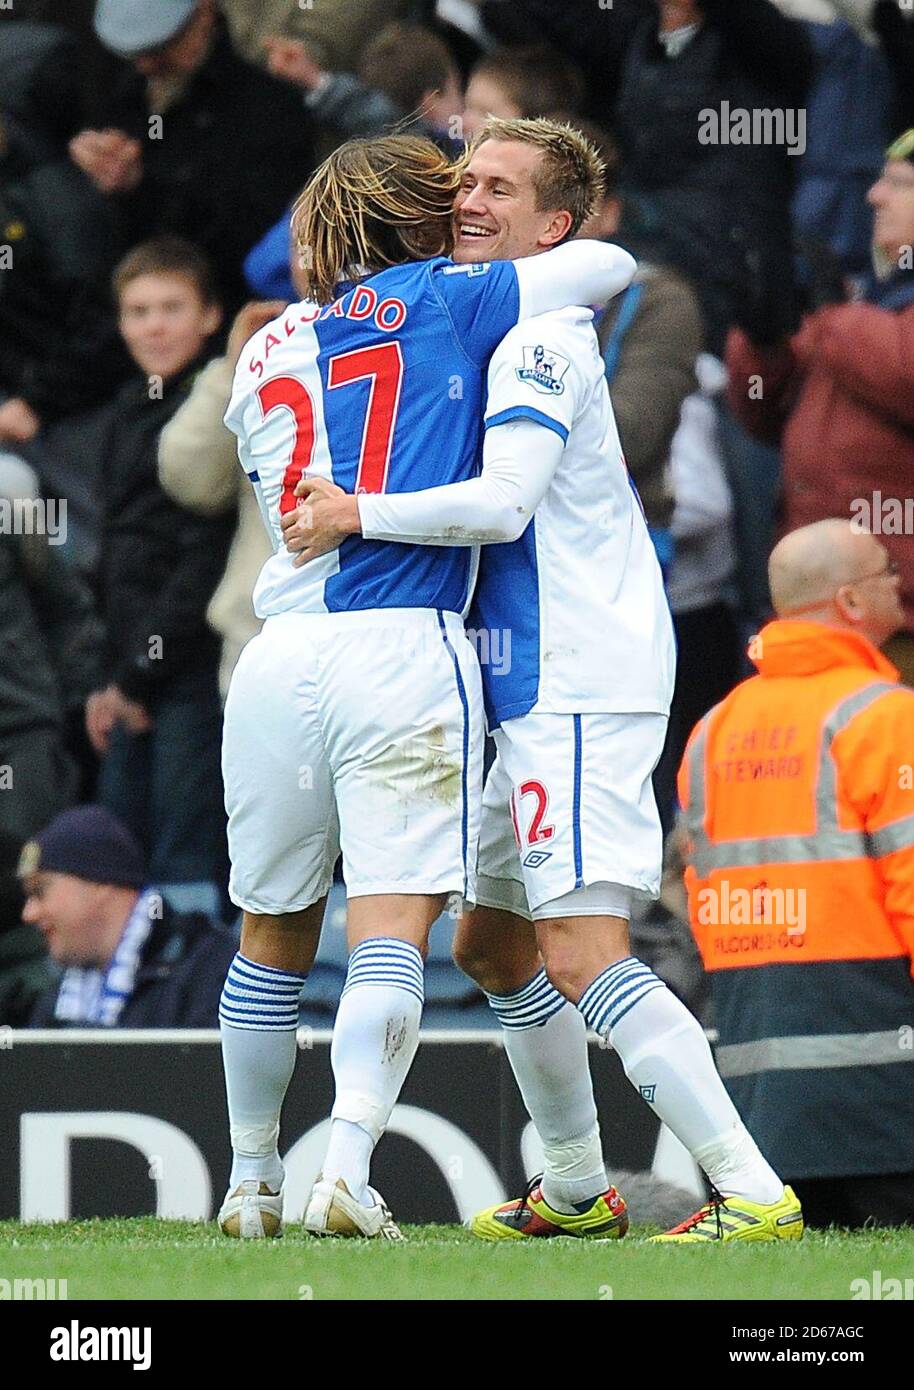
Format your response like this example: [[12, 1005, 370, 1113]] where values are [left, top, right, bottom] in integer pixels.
[[222, 608, 484, 914], [475, 710, 668, 918]]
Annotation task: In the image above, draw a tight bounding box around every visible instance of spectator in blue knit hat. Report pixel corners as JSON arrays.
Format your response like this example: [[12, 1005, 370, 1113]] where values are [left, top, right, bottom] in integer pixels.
[[19, 805, 237, 1029]]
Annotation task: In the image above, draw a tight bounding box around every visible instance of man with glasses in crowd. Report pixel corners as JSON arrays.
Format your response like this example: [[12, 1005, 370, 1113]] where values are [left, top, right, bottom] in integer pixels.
[[679, 518, 914, 1229]]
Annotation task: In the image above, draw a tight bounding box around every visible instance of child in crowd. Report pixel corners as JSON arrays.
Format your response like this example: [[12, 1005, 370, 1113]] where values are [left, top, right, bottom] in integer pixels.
[[86, 236, 234, 918]]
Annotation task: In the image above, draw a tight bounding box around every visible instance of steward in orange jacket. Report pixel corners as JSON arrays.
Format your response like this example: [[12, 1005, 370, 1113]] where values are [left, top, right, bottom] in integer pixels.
[[679, 521, 914, 1224]]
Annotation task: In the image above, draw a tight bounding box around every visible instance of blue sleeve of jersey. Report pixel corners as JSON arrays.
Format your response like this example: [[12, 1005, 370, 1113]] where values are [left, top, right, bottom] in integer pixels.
[[430, 260, 521, 366]]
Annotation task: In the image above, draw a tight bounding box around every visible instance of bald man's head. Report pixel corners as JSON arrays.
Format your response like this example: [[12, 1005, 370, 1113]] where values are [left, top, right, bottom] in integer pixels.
[[770, 521, 879, 612], [769, 520, 903, 648]]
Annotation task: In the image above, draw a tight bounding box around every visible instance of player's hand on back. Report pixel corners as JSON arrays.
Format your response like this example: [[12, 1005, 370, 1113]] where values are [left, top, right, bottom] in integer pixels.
[[280, 476, 362, 567], [227, 301, 288, 369]]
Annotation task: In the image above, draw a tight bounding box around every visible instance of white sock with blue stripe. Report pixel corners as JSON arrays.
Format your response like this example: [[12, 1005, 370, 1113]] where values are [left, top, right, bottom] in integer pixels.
[[323, 937, 424, 1206], [578, 957, 783, 1204], [219, 953, 306, 1190], [487, 969, 608, 1213]]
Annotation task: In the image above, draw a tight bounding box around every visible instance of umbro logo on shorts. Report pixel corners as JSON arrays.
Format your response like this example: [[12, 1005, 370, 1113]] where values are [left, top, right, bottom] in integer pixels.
[[522, 849, 553, 868]]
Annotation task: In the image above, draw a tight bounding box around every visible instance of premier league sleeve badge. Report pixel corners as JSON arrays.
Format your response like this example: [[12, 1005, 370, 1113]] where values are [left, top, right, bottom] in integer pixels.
[[516, 344, 570, 395]]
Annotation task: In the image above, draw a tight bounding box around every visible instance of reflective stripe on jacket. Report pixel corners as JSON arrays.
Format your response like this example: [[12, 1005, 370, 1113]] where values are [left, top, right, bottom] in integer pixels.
[[679, 621, 914, 1177]]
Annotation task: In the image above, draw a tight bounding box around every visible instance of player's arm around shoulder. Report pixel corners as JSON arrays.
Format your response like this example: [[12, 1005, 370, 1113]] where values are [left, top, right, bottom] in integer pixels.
[[284, 414, 567, 557], [512, 241, 637, 321], [432, 243, 636, 368], [279, 318, 588, 559]]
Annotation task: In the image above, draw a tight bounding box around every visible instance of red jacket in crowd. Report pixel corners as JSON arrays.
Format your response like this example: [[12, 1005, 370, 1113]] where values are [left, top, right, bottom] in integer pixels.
[[726, 277, 914, 632]]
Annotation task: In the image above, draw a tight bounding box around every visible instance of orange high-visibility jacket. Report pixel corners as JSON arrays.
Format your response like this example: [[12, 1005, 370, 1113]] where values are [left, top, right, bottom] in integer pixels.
[[679, 622, 914, 1178]]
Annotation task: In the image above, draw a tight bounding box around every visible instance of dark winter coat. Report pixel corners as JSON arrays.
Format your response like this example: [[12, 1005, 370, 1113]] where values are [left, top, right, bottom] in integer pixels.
[[0, 924, 53, 1028], [0, 22, 128, 420], [95, 359, 235, 704], [613, 0, 813, 355], [27, 902, 237, 1029], [96, 19, 315, 314], [0, 523, 102, 741]]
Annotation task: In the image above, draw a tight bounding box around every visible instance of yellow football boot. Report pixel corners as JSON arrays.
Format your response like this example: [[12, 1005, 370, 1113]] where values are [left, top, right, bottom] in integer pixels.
[[650, 1184, 804, 1243], [471, 1177, 628, 1240]]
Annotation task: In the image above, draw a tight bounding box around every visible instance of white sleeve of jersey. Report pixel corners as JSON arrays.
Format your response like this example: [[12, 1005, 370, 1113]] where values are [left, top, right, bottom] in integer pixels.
[[483, 310, 589, 440], [357, 418, 564, 546], [358, 312, 591, 546], [513, 240, 636, 319]]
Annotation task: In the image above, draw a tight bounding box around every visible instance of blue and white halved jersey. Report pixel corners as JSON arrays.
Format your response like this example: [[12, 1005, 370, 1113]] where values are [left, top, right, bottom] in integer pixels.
[[470, 307, 677, 727], [224, 256, 523, 618], [224, 241, 638, 619]]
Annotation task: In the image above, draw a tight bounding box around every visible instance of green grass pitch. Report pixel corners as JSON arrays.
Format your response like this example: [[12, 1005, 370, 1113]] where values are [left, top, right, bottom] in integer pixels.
[[2, 1221, 913, 1300]]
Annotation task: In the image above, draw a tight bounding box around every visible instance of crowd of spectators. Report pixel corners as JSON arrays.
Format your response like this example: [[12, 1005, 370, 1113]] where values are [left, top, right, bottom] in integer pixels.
[[1, 0, 913, 1063]]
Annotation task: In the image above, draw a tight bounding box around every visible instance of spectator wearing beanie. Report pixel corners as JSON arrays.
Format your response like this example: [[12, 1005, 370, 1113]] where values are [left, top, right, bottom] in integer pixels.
[[21, 806, 237, 1029]]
